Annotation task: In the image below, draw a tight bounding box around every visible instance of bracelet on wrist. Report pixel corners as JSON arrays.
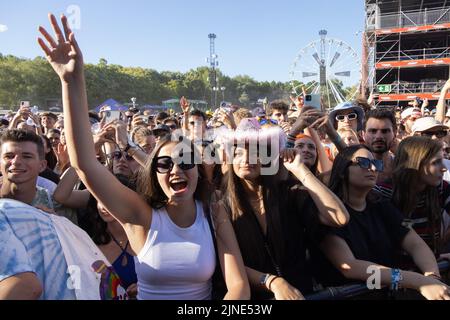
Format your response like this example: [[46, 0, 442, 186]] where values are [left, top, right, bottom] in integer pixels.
[[300, 172, 314, 184], [425, 272, 441, 280], [267, 276, 280, 291]]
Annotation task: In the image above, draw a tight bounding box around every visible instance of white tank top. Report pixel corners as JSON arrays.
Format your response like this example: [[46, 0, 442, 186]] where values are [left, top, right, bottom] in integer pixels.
[[135, 200, 216, 300]]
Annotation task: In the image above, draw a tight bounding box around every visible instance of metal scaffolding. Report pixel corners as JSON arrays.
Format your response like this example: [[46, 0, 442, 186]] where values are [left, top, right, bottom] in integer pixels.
[[364, 0, 450, 106]]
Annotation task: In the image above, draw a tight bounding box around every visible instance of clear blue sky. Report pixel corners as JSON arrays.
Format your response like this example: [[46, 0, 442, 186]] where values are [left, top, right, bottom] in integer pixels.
[[0, 0, 365, 82]]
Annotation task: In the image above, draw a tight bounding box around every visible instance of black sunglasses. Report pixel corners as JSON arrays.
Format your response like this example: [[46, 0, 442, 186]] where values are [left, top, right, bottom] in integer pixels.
[[154, 154, 195, 174], [351, 157, 384, 172], [420, 130, 447, 139], [108, 151, 134, 161]]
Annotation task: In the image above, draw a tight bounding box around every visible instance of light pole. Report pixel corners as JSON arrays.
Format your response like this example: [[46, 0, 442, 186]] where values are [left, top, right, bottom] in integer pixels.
[[212, 86, 219, 108], [220, 86, 226, 101]]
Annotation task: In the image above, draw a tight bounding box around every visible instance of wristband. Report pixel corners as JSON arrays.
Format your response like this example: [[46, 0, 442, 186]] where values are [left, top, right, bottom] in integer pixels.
[[259, 273, 271, 286], [391, 269, 402, 291]]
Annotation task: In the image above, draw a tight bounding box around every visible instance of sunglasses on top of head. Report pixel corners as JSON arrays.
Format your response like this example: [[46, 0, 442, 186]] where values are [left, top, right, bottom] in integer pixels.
[[350, 157, 384, 172], [154, 154, 195, 174]]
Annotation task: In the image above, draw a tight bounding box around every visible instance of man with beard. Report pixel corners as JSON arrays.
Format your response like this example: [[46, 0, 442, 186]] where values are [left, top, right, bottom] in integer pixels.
[[363, 109, 397, 184]]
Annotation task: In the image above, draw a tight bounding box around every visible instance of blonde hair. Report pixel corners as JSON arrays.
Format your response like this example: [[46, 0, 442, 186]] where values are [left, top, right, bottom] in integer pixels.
[[233, 108, 252, 126], [131, 126, 153, 145]]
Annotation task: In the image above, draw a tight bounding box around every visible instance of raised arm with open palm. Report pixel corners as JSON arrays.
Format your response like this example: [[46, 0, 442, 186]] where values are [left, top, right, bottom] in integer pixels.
[[38, 14, 151, 252]]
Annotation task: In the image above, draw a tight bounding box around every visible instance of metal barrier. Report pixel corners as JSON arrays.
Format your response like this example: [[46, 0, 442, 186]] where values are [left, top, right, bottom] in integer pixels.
[[306, 260, 450, 300]]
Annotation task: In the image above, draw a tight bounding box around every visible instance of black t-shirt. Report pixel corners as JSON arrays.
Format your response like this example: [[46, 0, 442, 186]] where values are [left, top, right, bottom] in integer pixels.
[[309, 199, 410, 287], [39, 167, 60, 184], [231, 181, 319, 299], [279, 184, 319, 295]]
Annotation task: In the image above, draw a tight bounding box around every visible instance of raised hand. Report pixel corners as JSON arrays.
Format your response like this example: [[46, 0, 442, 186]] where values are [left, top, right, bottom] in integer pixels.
[[279, 121, 292, 134], [99, 120, 129, 149], [290, 95, 304, 110], [217, 108, 236, 130], [180, 96, 190, 113], [290, 106, 324, 135], [93, 126, 116, 153], [55, 142, 70, 169], [37, 14, 83, 81]]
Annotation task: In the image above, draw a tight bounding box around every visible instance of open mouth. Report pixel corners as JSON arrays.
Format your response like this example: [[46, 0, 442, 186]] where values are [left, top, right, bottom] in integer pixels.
[[8, 169, 26, 174], [170, 180, 188, 193]]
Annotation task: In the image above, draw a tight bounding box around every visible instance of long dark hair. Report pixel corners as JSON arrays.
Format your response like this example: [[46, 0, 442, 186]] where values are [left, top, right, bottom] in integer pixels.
[[41, 135, 57, 170], [392, 136, 443, 253], [328, 144, 379, 204], [223, 148, 285, 273], [136, 135, 211, 209], [84, 174, 137, 245]]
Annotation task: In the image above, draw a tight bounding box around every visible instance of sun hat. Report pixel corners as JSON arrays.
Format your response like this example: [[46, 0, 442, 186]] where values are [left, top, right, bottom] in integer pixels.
[[328, 102, 365, 131], [412, 117, 449, 134]]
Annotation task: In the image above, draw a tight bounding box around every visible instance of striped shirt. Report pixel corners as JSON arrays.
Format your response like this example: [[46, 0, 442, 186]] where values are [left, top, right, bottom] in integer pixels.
[[374, 180, 450, 254]]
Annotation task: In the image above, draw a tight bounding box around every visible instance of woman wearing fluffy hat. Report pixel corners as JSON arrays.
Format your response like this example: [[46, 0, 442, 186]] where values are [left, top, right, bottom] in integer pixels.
[[216, 120, 349, 299]]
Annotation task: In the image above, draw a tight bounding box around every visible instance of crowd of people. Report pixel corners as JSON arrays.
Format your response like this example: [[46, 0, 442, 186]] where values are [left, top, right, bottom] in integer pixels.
[[0, 14, 450, 300]]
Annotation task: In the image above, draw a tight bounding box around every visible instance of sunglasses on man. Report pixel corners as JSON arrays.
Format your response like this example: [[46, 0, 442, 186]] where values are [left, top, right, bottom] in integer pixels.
[[154, 154, 196, 174], [350, 157, 384, 172], [107, 151, 134, 161], [258, 118, 278, 126], [336, 113, 358, 122]]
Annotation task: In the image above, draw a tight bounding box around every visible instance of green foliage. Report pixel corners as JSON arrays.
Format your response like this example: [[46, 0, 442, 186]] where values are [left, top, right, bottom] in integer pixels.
[[0, 54, 311, 110]]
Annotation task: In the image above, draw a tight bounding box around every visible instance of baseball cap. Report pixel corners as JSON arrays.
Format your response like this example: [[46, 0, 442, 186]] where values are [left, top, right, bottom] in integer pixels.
[[401, 107, 422, 120]]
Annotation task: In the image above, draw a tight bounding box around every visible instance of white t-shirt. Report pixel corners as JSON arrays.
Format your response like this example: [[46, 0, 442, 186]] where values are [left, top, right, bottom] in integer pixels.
[[135, 200, 216, 300]]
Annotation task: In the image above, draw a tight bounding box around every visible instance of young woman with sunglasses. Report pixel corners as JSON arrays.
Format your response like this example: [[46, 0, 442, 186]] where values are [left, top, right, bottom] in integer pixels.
[[375, 137, 450, 259], [218, 126, 349, 300], [310, 145, 450, 300], [39, 14, 249, 300]]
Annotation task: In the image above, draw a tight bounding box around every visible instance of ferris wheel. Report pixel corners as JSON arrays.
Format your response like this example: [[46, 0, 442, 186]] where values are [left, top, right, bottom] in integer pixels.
[[289, 30, 362, 109]]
